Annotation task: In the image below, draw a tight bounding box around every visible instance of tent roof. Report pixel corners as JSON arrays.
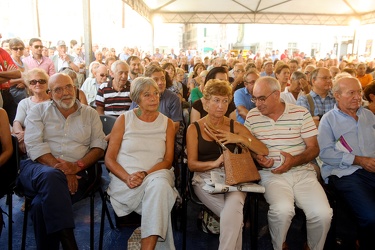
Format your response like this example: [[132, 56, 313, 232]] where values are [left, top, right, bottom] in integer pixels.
[[123, 0, 375, 25]]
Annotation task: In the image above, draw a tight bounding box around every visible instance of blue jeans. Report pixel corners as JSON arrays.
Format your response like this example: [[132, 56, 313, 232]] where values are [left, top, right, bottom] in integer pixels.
[[329, 169, 375, 250]]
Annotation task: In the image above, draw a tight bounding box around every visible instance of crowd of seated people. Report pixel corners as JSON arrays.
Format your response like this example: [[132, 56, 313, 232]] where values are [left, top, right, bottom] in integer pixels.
[[2, 36, 375, 249]]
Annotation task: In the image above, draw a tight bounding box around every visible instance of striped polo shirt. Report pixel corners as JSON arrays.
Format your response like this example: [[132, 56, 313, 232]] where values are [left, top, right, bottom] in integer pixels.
[[244, 102, 317, 170], [96, 78, 131, 116]]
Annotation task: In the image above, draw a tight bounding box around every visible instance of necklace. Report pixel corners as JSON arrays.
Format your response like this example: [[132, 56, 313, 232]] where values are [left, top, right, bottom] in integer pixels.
[[205, 115, 225, 130]]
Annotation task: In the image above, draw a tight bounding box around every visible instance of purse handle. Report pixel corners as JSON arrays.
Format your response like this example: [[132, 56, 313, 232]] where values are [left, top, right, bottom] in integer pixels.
[[204, 122, 250, 153], [203, 122, 228, 151]]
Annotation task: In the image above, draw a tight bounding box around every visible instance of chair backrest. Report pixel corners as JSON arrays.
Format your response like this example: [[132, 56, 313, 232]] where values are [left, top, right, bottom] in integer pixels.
[[0, 135, 19, 198], [100, 115, 117, 135]]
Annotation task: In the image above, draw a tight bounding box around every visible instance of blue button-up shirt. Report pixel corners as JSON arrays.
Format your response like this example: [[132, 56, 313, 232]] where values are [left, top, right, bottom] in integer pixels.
[[318, 105, 375, 183]]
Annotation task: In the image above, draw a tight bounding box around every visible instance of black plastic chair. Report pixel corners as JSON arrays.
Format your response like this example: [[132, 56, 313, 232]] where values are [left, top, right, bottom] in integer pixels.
[[0, 135, 19, 250], [100, 115, 117, 136]]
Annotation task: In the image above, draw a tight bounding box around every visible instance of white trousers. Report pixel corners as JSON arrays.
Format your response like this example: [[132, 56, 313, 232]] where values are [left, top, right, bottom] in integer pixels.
[[260, 169, 332, 250], [134, 175, 176, 250], [193, 172, 246, 250]]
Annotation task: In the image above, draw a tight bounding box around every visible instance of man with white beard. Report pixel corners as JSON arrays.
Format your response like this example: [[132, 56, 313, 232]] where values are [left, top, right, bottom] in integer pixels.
[[18, 73, 107, 250]]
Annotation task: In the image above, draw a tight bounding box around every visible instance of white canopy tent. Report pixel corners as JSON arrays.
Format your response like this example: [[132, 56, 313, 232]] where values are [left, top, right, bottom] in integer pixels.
[[124, 0, 375, 25]]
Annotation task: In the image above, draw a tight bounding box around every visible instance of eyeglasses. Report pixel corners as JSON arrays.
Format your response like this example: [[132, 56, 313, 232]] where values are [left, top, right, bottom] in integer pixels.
[[29, 79, 47, 85], [99, 74, 107, 77], [244, 80, 256, 85], [11, 47, 24, 51], [51, 84, 74, 94], [33, 45, 43, 49], [251, 90, 276, 103], [316, 76, 333, 81]]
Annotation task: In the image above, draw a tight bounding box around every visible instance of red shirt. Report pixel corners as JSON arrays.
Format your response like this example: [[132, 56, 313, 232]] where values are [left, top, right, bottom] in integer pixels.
[[0, 48, 17, 89]]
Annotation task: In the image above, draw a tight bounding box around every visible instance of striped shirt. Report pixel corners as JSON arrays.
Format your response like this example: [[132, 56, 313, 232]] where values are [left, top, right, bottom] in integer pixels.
[[96, 78, 131, 116], [244, 102, 317, 170]]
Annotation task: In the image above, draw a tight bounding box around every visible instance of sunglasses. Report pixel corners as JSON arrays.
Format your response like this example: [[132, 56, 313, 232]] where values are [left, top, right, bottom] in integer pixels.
[[29, 79, 47, 85], [33, 45, 43, 49], [12, 47, 24, 51]]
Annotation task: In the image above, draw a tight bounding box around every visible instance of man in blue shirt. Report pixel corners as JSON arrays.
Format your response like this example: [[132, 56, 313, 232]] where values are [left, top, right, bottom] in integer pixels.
[[233, 69, 258, 124], [318, 76, 375, 249]]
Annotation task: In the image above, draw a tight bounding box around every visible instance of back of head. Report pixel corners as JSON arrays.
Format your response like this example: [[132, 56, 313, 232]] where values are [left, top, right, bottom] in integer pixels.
[[204, 66, 228, 84]]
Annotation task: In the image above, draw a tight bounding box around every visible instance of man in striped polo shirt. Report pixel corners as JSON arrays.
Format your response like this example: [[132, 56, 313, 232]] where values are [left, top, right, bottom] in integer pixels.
[[96, 60, 132, 116], [245, 76, 332, 250]]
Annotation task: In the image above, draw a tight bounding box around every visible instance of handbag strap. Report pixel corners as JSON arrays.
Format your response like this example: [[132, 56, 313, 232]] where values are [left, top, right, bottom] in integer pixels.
[[204, 122, 228, 150]]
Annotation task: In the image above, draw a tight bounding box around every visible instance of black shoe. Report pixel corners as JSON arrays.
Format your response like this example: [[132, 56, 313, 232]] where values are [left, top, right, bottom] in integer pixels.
[[58, 228, 78, 250]]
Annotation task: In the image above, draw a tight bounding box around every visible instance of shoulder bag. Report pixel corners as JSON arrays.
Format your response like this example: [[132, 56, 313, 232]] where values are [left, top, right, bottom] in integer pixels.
[[204, 123, 260, 185]]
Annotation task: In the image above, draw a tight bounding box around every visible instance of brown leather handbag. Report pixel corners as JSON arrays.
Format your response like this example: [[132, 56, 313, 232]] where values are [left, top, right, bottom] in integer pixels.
[[204, 124, 260, 185]]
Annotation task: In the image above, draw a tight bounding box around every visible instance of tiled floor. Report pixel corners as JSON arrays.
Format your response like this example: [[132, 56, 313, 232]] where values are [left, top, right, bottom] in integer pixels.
[[0, 165, 357, 250]]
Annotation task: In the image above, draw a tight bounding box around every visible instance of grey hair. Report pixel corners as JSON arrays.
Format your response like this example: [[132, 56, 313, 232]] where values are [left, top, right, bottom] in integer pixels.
[[257, 76, 281, 91], [291, 71, 307, 81], [111, 60, 129, 74], [88, 61, 100, 78], [130, 77, 158, 104], [332, 75, 359, 94]]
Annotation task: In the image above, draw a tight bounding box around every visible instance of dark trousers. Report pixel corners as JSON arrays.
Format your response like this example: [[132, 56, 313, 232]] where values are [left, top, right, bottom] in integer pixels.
[[329, 169, 375, 250], [18, 159, 94, 250]]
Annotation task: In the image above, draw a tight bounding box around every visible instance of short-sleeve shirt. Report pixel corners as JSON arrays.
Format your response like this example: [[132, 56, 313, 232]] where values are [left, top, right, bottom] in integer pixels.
[[233, 87, 255, 124], [96, 78, 131, 116], [245, 102, 317, 170]]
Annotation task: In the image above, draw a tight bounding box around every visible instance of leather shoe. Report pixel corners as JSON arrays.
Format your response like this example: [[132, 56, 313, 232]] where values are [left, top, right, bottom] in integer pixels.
[[58, 228, 78, 250]]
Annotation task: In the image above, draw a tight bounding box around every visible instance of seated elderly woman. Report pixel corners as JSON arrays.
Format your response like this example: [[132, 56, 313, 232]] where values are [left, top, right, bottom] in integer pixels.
[[12, 68, 51, 154], [186, 79, 268, 250], [105, 77, 178, 249]]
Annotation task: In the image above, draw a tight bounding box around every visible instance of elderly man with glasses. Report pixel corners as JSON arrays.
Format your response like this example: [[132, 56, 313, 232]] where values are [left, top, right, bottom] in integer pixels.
[[245, 76, 332, 250], [18, 73, 107, 249]]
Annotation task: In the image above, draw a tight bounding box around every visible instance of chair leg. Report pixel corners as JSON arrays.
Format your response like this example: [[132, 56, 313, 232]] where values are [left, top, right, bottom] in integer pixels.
[[90, 194, 95, 250], [21, 198, 30, 250], [250, 194, 259, 250], [7, 192, 12, 250], [99, 189, 114, 229]]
